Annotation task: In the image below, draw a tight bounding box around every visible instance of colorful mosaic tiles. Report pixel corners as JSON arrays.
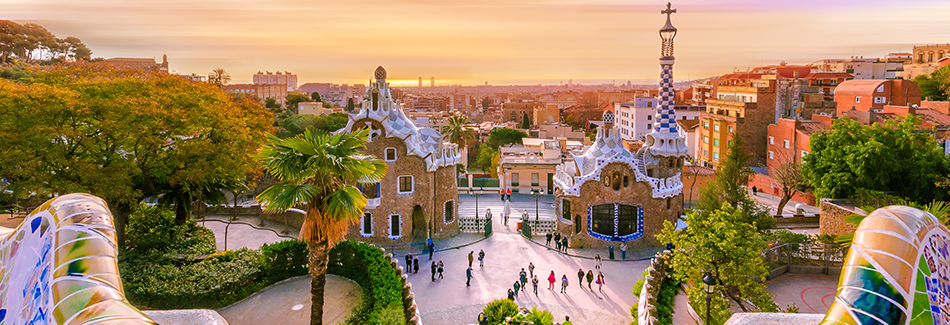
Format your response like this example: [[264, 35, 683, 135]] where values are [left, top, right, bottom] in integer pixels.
[[821, 206, 950, 325], [0, 193, 154, 325]]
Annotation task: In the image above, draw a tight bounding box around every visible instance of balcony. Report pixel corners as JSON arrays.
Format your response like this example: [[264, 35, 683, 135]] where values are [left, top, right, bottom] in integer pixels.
[[366, 198, 381, 209]]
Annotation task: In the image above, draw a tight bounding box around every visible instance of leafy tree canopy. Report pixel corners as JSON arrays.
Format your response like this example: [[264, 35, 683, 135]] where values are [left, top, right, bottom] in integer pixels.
[[487, 128, 528, 149], [285, 91, 310, 114], [276, 113, 349, 139], [0, 62, 273, 244], [802, 116, 950, 202], [657, 205, 779, 324], [914, 65, 950, 101], [474, 143, 497, 174], [310, 92, 322, 102], [0, 20, 92, 64]]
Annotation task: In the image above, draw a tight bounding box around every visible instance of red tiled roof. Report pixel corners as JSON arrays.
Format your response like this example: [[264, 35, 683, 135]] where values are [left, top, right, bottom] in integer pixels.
[[685, 165, 716, 176], [677, 119, 700, 130], [803, 72, 854, 79], [797, 121, 829, 136], [833, 80, 887, 97], [915, 108, 950, 127]]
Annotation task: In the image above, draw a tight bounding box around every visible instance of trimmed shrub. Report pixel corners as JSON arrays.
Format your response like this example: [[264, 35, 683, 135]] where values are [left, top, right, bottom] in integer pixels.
[[120, 248, 265, 309], [328, 241, 405, 325], [260, 239, 308, 282], [482, 299, 519, 325]]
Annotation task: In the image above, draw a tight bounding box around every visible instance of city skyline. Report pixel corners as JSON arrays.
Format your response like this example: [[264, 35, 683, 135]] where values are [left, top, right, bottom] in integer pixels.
[[6, 0, 950, 85]]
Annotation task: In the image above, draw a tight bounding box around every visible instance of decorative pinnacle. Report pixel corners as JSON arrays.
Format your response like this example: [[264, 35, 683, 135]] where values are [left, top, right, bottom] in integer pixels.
[[661, 2, 676, 17]]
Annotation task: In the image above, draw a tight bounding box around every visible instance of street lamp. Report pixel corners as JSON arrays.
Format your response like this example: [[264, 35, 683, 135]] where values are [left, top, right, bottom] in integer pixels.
[[702, 274, 718, 325], [530, 188, 543, 221], [470, 187, 484, 227]]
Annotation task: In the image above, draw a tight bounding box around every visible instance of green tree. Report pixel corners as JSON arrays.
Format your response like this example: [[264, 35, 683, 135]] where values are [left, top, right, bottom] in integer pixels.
[[0, 63, 272, 245], [285, 92, 311, 115], [773, 160, 808, 215], [474, 143, 497, 173], [696, 133, 774, 230], [656, 205, 779, 325], [264, 97, 284, 116], [441, 113, 474, 148], [310, 92, 322, 102], [345, 98, 355, 112], [914, 66, 950, 101], [521, 112, 531, 129], [256, 128, 387, 325], [802, 116, 950, 202], [208, 68, 231, 86], [487, 128, 528, 149], [482, 299, 519, 324]]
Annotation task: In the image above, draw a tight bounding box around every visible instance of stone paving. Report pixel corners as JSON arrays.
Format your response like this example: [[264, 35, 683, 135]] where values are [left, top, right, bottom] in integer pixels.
[[217, 275, 362, 325], [198, 215, 296, 252], [407, 194, 643, 325]]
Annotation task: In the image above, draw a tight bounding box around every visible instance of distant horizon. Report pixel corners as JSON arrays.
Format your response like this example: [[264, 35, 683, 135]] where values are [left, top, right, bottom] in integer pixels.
[[8, 0, 949, 85]]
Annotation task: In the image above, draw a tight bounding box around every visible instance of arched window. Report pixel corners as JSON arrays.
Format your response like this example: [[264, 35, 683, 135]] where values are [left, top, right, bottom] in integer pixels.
[[623, 176, 629, 187], [919, 52, 925, 63], [612, 172, 621, 191], [372, 90, 379, 110], [562, 200, 571, 220], [930, 52, 935, 62], [588, 203, 642, 241]]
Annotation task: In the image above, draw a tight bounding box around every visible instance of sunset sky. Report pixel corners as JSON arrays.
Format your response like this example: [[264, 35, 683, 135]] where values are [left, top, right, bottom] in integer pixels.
[[6, 0, 950, 86]]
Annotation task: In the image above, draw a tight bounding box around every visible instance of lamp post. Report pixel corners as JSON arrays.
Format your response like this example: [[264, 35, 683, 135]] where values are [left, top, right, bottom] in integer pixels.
[[470, 187, 483, 227], [702, 274, 718, 325]]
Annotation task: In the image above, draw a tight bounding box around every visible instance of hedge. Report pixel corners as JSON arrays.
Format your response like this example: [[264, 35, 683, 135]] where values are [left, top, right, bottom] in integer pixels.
[[327, 240, 406, 325]]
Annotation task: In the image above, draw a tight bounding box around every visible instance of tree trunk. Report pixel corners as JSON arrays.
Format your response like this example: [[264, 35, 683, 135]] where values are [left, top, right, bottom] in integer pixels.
[[110, 201, 134, 249], [174, 193, 189, 225], [776, 191, 793, 216], [308, 240, 330, 325]]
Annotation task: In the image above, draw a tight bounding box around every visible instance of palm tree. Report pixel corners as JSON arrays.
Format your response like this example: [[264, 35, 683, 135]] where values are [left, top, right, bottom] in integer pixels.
[[256, 128, 387, 325], [208, 68, 231, 86], [441, 113, 474, 148]]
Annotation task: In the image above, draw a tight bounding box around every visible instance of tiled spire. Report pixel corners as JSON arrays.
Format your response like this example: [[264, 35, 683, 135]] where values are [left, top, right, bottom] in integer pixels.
[[644, 2, 688, 158]]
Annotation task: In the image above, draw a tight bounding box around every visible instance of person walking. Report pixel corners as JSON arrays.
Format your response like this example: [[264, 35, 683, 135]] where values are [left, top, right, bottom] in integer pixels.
[[586, 270, 594, 290], [504, 208, 509, 226], [405, 253, 413, 271], [561, 237, 568, 253], [560, 275, 569, 293], [466, 266, 473, 286], [752, 185, 758, 196], [620, 242, 628, 260], [478, 249, 485, 267], [576, 268, 584, 289], [554, 233, 562, 250], [427, 238, 435, 260], [528, 262, 535, 278], [430, 261, 437, 282], [519, 268, 528, 287], [478, 312, 488, 325], [437, 260, 444, 279], [468, 251, 474, 268], [513, 280, 521, 297], [507, 288, 515, 300], [548, 271, 556, 290], [531, 275, 539, 295], [506, 188, 512, 201], [596, 272, 605, 292], [501, 189, 506, 201], [595, 254, 602, 271], [413, 256, 419, 274], [546, 232, 553, 246]]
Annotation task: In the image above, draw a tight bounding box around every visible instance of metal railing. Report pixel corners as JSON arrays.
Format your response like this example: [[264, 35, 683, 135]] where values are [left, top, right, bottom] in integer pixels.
[[764, 242, 846, 279]]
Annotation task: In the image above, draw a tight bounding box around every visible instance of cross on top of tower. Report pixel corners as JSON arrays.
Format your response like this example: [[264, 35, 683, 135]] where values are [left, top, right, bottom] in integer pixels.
[[662, 2, 676, 17]]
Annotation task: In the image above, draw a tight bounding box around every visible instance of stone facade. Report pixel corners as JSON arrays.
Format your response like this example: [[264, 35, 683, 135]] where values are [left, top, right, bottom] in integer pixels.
[[340, 66, 462, 245], [818, 198, 866, 236], [558, 162, 682, 249]]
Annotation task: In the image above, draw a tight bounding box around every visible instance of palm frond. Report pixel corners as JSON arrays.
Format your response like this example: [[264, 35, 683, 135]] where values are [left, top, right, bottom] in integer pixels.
[[323, 185, 368, 222], [257, 183, 319, 212]]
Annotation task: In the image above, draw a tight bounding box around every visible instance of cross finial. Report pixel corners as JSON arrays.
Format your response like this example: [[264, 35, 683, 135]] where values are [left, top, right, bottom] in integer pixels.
[[662, 2, 676, 17]]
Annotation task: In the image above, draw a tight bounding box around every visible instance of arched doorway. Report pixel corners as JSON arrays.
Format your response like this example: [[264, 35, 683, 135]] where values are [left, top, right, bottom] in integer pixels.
[[412, 205, 427, 240]]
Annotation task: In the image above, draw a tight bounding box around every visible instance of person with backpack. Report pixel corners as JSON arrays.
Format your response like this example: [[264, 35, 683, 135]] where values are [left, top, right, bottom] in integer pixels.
[[561, 237, 568, 252], [560, 274, 569, 293], [478, 249, 485, 267], [437, 260, 444, 279], [586, 270, 594, 290], [513, 280, 521, 297], [519, 268, 528, 287], [531, 275, 539, 295]]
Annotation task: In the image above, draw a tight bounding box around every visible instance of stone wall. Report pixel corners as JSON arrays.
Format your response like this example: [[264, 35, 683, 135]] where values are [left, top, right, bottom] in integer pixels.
[[819, 198, 866, 236], [637, 252, 670, 325], [559, 162, 682, 249], [342, 118, 461, 244]]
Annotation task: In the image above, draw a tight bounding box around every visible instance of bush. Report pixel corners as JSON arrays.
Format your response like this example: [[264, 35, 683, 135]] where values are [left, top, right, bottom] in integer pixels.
[[482, 299, 519, 325], [328, 241, 405, 325], [260, 239, 308, 283], [516, 307, 553, 325], [120, 248, 266, 309], [124, 203, 215, 256]]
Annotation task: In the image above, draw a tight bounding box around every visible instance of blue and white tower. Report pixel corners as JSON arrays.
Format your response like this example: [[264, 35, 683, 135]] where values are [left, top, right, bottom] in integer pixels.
[[640, 2, 688, 178]]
